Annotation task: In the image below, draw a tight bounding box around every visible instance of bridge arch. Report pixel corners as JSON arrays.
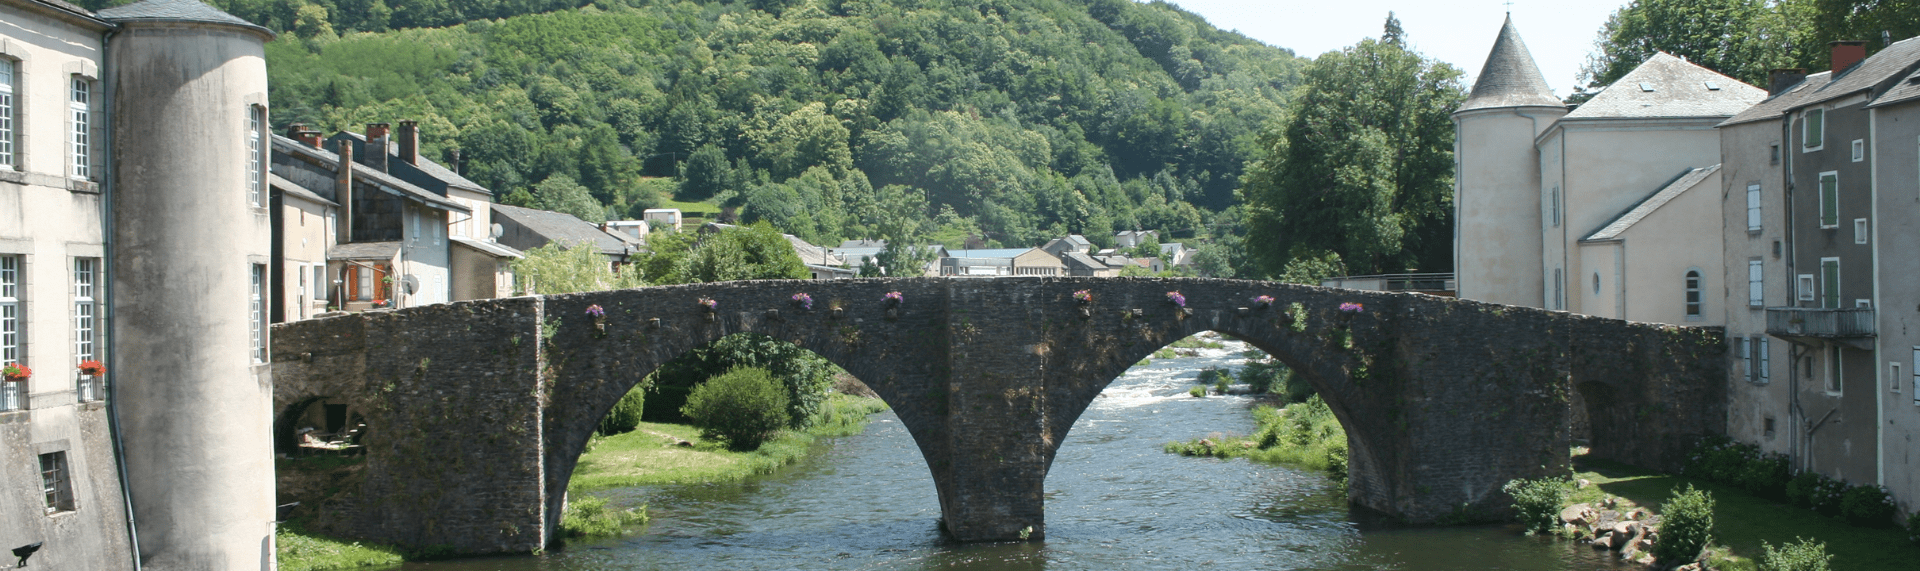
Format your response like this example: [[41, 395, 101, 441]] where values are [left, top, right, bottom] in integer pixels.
[[269, 277, 1726, 554]]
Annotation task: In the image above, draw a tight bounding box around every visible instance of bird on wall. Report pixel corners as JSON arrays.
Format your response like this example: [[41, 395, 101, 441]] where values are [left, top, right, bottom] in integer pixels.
[[11, 542, 42, 568]]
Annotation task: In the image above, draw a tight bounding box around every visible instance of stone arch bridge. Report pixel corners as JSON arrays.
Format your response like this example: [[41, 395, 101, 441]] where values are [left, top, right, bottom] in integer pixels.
[[269, 277, 1724, 554]]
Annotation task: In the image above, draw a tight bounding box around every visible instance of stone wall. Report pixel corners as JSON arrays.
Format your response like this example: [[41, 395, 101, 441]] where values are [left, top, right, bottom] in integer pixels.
[[270, 277, 1727, 552]]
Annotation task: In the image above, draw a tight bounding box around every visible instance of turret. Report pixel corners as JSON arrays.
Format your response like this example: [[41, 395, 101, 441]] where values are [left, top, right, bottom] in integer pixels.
[[1452, 14, 1564, 308]]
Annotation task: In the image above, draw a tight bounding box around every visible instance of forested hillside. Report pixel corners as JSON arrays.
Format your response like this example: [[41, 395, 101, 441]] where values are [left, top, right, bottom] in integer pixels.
[[130, 0, 1305, 252]]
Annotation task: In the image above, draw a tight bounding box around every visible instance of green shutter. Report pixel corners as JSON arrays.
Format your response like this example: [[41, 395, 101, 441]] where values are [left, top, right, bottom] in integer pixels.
[[1821, 260, 1840, 308], [1820, 174, 1839, 227], [1806, 109, 1824, 148]]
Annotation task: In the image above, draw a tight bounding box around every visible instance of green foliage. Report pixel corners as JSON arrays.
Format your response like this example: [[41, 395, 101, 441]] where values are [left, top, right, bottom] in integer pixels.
[[558, 495, 648, 539], [595, 385, 646, 436], [1237, 349, 1304, 399], [1839, 485, 1897, 527], [1655, 484, 1716, 565], [649, 333, 836, 430], [512, 240, 645, 295], [1241, 16, 1463, 276], [534, 174, 606, 224], [1759, 537, 1832, 571], [1785, 471, 1850, 516], [1575, 0, 1789, 97], [681, 367, 791, 451], [1277, 250, 1346, 285], [1169, 396, 1347, 482], [1187, 385, 1206, 398], [275, 521, 406, 571], [1908, 511, 1920, 545], [645, 222, 808, 285], [1684, 437, 1791, 500], [1502, 477, 1571, 535]]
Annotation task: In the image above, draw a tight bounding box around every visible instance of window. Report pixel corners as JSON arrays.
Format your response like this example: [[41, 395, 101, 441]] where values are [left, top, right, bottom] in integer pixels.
[[0, 59, 15, 168], [250, 264, 265, 363], [74, 259, 96, 401], [1818, 172, 1839, 228], [1797, 274, 1815, 302], [1825, 346, 1843, 394], [1854, 218, 1868, 244], [1756, 337, 1770, 384], [1554, 268, 1564, 310], [313, 265, 327, 303], [1851, 139, 1865, 162], [1684, 270, 1702, 318], [1593, 272, 1601, 295], [1804, 108, 1824, 150], [1912, 347, 1919, 404], [1738, 337, 1751, 380], [1895, 362, 1903, 394], [1820, 258, 1841, 309], [248, 106, 264, 206], [356, 266, 372, 300], [411, 209, 421, 244], [297, 266, 307, 320], [1770, 143, 1780, 165], [1746, 184, 1763, 232], [1550, 187, 1561, 228], [1, 256, 20, 411], [1748, 260, 1764, 307], [39, 452, 73, 514], [70, 78, 89, 179]]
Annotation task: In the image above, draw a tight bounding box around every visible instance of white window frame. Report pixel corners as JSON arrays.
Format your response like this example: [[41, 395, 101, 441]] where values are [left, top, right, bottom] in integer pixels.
[[1825, 345, 1843, 395], [1746, 183, 1762, 232], [1748, 259, 1764, 307], [1, 255, 20, 412], [73, 258, 96, 400], [1894, 362, 1903, 394], [1757, 337, 1770, 384], [1803, 107, 1825, 151], [1851, 139, 1864, 162], [248, 105, 264, 207], [69, 77, 89, 180], [250, 264, 265, 363], [0, 58, 16, 169], [313, 265, 328, 304], [1818, 171, 1840, 228], [39, 451, 73, 514], [1911, 346, 1919, 404], [1819, 257, 1841, 309], [1797, 274, 1816, 302], [1684, 268, 1703, 319], [1854, 218, 1868, 244]]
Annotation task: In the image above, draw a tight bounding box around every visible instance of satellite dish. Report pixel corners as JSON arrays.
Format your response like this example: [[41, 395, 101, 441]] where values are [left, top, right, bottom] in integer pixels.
[[401, 275, 420, 295], [490, 223, 505, 239]]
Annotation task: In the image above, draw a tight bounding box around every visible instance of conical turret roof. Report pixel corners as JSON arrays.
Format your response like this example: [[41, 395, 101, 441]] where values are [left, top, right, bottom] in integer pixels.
[[1460, 15, 1563, 112], [97, 0, 272, 36]]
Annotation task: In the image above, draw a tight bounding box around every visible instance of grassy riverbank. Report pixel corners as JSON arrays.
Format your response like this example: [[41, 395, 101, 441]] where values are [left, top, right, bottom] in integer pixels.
[[1165, 396, 1349, 482], [1569, 457, 1920, 570], [570, 393, 888, 491]]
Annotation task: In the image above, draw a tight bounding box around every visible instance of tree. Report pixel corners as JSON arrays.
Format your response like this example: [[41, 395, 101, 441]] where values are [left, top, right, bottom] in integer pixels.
[[1574, 0, 1789, 99], [657, 221, 809, 284], [680, 366, 791, 450], [1240, 16, 1464, 276], [511, 240, 643, 295], [533, 174, 606, 224], [679, 144, 736, 200]]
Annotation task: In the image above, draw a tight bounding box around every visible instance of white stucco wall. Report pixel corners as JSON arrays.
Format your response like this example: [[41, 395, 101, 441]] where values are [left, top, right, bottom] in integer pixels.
[[398, 203, 451, 307], [1609, 169, 1725, 326], [1871, 102, 1920, 518], [1718, 119, 1795, 458], [279, 192, 334, 321], [1454, 106, 1559, 308]]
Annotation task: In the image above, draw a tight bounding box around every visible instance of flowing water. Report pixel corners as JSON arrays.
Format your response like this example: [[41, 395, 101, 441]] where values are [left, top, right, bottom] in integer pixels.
[[408, 334, 1633, 571]]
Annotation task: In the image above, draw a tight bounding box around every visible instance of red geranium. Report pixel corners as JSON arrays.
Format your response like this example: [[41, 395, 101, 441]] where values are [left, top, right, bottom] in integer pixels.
[[2, 363, 29, 381], [78, 360, 106, 376]]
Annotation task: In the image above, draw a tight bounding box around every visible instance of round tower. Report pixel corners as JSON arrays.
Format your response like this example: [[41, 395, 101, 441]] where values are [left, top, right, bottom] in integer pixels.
[[98, 0, 277, 568], [1452, 15, 1565, 308]]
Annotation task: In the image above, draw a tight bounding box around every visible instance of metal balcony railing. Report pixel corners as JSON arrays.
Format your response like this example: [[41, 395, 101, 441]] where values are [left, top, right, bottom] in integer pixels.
[[1766, 307, 1876, 339], [1320, 273, 1456, 295]]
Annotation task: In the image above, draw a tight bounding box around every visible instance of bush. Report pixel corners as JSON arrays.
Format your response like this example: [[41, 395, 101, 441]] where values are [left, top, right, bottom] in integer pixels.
[[1188, 386, 1206, 398], [1737, 452, 1792, 500], [1785, 472, 1823, 509], [1502, 477, 1570, 535], [595, 385, 647, 436], [1839, 484, 1897, 527], [1908, 510, 1920, 545], [559, 495, 648, 539], [1758, 537, 1831, 571], [681, 367, 791, 450], [1654, 484, 1715, 565]]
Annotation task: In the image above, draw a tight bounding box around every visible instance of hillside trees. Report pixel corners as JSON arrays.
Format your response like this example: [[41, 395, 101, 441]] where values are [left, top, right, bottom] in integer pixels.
[[1241, 14, 1464, 278]]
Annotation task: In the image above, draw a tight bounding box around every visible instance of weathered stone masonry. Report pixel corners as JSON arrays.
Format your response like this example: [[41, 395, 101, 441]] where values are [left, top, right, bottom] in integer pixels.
[[270, 277, 1725, 554]]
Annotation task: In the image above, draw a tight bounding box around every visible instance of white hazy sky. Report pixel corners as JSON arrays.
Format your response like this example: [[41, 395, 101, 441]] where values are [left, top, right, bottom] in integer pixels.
[[1162, 0, 1632, 98]]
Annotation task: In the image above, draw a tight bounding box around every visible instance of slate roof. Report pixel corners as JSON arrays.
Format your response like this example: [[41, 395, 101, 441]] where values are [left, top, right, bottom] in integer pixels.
[[1867, 68, 1920, 109], [96, 0, 271, 35], [270, 173, 336, 207], [1719, 71, 1834, 127], [1460, 15, 1564, 112], [273, 135, 469, 213], [334, 131, 490, 195], [329, 241, 401, 261], [948, 248, 1036, 259], [449, 236, 523, 259], [1062, 251, 1106, 270], [491, 203, 632, 257], [1564, 53, 1765, 120], [1582, 165, 1720, 242], [1797, 36, 1920, 110]]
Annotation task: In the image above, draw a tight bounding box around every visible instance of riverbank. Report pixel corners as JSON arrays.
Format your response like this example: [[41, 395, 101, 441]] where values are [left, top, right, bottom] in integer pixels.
[[1569, 456, 1920, 570]]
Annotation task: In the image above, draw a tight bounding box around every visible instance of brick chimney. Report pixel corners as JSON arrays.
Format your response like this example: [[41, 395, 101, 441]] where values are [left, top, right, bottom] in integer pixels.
[[364, 122, 391, 172], [284, 122, 308, 139], [1769, 68, 1808, 95], [297, 130, 323, 149], [397, 119, 419, 166], [1831, 41, 1867, 73], [336, 142, 354, 244]]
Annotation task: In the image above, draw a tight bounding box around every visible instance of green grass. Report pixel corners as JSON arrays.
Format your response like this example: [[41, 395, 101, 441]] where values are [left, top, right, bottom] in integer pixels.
[[569, 394, 887, 492], [275, 522, 405, 571], [1153, 348, 1178, 359], [1168, 335, 1224, 349], [559, 494, 649, 539], [1570, 457, 1920, 571], [1165, 397, 1348, 480]]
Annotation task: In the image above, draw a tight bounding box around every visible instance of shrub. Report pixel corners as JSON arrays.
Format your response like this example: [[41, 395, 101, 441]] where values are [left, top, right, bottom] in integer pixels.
[[1758, 537, 1831, 571], [1810, 478, 1850, 517], [595, 385, 647, 436], [1785, 472, 1822, 509], [1654, 484, 1715, 565], [1839, 484, 1897, 527], [1907, 510, 1920, 545], [1502, 477, 1569, 535], [681, 367, 791, 450], [559, 495, 648, 539], [1738, 452, 1792, 500], [1188, 386, 1206, 398]]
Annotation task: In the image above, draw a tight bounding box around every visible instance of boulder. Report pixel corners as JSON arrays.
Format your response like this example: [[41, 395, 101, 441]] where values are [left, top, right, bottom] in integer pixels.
[[1610, 520, 1638, 537], [1560, 504, 1595, 527], [1592, 533, 1614, 550], [1577, 478, 1592, 488]]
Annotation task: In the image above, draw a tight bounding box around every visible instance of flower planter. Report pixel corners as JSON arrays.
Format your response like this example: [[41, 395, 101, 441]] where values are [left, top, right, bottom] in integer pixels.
[[885, 307, 900, 321], [831, 307, 845, 320]]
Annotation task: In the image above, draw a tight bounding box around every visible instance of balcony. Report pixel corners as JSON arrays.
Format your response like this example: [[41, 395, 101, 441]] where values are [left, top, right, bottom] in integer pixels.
[[1766, 307, 1876, 349]]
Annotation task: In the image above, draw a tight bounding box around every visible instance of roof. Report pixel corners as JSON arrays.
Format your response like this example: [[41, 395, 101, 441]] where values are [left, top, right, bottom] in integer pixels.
[[1719, 71, 1835, 127], [273, 135, 469, 213], [491, 203, 632, 257], [270, 173, 336, 207], [840, 239, 885, 248], [96, 0, 272, 37], [1062, 251, 1106, 270], [329, 241, 401, 261], [1564, 53, 1766, 120], [449, 236, 524, 259], [948, 248, 1035, 259], [1460, 15, 1564, 112], [1869, 68, 1920, 109], [333, 131, 490, 195], [1800, 36, 1920, 110], [1582, 165, 1720, 242]]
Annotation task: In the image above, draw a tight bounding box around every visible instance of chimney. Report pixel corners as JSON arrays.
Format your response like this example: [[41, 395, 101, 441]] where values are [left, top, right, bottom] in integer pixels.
[[397, 119, 419, 166], [297, 130, 323, 149], [284, 122, 308, 139], [447, 148, 462, 176], [1831, 41, 1867, 73], [364, 122, 391, 172], [336, 142, 354, 244], [1768, 68, 1808, 95]]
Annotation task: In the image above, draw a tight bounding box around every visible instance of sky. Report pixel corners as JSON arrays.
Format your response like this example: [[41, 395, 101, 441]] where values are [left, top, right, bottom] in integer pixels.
[[1161, 0, 1632, 98]]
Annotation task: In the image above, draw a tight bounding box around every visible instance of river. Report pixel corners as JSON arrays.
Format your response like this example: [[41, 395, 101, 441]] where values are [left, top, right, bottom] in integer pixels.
[[407, 334, 1633, 570]]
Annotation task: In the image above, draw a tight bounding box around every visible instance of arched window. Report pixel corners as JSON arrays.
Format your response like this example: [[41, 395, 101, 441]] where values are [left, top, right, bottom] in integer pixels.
[[1684, 269, 1703, 319]]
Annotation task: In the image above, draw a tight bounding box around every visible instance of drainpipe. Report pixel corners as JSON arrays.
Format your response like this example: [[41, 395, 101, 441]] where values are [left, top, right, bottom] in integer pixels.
[[97, 23, 145, 571], [1868, 107, 1883, 486], [1783, 114, 1802, 472]]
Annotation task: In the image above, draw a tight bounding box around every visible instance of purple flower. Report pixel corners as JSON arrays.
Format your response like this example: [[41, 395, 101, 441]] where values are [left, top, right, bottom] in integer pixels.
[[1253, 295, 1274, 307], [884, 291, 904, 304], [698, 298, 718, 311], [1166, 291, 1185, 307], [585, 304, 605, 318], [1338, 302, 1364, 313], [791, 293, 813, 310], [1073, 289, 1093, 303]]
